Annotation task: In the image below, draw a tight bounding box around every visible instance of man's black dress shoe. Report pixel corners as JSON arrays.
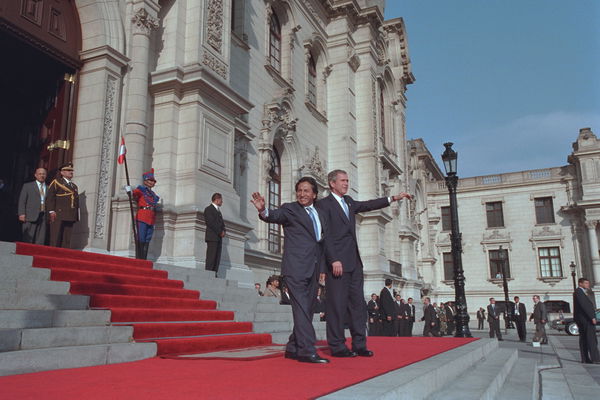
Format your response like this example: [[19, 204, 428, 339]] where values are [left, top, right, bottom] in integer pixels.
[[284, 351, 297, 360], [297, 354, 330, 364], [354, 349, 374, 357], [331, 349, 357, 358]]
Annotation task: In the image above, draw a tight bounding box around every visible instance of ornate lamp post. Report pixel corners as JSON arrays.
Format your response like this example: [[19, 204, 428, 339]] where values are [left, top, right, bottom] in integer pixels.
[[570, 261, 577, 291], [441, 143, 472, 338], [498, 245, 514, 330]]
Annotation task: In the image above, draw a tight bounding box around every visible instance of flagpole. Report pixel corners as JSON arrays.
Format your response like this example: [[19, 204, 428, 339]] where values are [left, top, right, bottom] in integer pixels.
[[120, 141, 140, 259]]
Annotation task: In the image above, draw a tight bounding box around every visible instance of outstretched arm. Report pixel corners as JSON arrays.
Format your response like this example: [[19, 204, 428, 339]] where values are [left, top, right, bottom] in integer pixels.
[[352, 192, 412, 214], [251, 192, 287, 224]]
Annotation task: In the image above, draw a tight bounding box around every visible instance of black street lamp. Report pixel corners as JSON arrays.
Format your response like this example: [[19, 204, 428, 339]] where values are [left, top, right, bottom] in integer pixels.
[[498, 245, 514, 330], [570, 261, 577, 291], [441, 142, 471, 338]]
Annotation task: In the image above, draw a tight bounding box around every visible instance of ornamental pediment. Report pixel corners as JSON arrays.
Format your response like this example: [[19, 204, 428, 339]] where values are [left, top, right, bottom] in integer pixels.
[[531, 226, 561, 239], [482, 229, 510, 242]]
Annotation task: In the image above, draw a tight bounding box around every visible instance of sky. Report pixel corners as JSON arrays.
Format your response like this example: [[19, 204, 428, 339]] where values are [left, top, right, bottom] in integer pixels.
[[384, 0, 600, 177]]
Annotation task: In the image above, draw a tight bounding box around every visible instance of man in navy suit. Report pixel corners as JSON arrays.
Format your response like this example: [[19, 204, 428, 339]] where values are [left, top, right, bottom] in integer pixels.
[[574, 277, 600, 364], [320, 169, 411, 357], [251, 177, 329, 364]]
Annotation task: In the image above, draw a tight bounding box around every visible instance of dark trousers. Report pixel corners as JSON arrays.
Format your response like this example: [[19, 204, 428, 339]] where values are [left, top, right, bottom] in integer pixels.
[[325, 269, 368, 353], [488, 319, 502, 339], [285, 273, 319, 357], [578, 320, 600, 362], [382, 319, 395, 337], [407, 320, 414, 337], [515, 318, 527, 341], [49, 219, 74, 248], [423, 320, 437, 337], [22, 212, 46, 245], [205, 239, 222, 273], [534, 322, 547, 343], [137, 221, 154, 243], [477, 318, 485, 330], [398, 319, 408, 337], [368, 320, 381, 336]]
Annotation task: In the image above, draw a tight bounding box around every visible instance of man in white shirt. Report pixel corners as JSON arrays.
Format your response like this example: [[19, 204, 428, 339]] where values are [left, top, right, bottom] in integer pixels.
[[18, 168, 48, 244]]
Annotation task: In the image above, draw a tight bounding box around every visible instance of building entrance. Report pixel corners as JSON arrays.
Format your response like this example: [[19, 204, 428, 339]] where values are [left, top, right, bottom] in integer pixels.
[[0, 33, 77, 241]]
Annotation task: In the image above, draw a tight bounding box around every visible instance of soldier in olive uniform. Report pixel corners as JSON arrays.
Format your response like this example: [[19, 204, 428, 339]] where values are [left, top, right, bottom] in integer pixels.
[[47, 163, 79, 248]]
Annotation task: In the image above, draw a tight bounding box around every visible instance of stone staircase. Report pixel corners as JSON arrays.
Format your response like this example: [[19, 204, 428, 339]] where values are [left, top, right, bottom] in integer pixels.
[[0, 241, 326, 376], [154, 262, 327, 344], [0, 242, 156, 376]]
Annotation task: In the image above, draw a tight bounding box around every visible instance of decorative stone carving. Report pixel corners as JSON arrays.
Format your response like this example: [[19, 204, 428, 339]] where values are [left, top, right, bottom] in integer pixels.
[[484, 230, 508, 241], [585, 220, 598, 229], [131, 8, 159, 34], [323, 64, 333, 79], [94, 77, 117, 239], [202, 52, 227, 78], [261, 104, 298, 135], [300, 146, 327, 184], [348, 52, 361, 72], [533, 226, 560, 237], [206, 0, 224, 52]]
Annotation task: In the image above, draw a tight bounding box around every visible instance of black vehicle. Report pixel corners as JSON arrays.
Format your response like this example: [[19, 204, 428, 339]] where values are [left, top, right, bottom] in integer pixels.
[[550, 308, 600, 336]]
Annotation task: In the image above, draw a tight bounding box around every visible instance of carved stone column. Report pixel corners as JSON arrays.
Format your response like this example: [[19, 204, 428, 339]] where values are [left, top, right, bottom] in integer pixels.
[[125, 4, 159, 184], [585, 220, 600, 285]]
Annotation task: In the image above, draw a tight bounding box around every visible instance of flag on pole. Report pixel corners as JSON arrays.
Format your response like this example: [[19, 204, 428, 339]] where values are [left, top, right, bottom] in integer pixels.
[[117, 136, 127, 164]]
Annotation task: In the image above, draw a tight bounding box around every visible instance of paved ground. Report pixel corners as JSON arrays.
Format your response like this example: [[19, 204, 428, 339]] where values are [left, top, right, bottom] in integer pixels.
[[470, 326, 600, 399]]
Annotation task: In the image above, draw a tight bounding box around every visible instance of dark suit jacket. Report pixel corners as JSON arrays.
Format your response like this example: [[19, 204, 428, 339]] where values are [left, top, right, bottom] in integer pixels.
[[319, 194, 389, 273], [513, 302, 527, 322], [18, 181, 46, 221], [367, 299, 380, 319], [259, 201, 326, 279], [531, 302, 547, 323], [408, 304, 416, 322], [487, 304, 500, 322], [204, 204, 225, 242], [46, 177, 79, 222], [574, 287, 597, 325], [379, 287, 397, 319], [424, 304, 437, 326]]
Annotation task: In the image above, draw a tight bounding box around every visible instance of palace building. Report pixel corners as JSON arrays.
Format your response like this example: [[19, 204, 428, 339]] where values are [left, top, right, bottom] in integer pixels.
[[1, 1, 597, 311]]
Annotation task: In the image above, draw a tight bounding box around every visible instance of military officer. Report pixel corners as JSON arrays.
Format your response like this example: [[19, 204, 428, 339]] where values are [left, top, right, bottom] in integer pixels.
[[47, 162, 79, 248]]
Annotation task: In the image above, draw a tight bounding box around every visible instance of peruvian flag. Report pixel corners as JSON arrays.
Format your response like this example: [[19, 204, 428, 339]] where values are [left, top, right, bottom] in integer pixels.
[[117, 136, 127, 164]]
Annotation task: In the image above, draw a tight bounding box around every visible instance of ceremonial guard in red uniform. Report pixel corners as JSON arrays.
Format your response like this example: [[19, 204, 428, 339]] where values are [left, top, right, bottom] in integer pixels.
[[132, 169, 159, 259]]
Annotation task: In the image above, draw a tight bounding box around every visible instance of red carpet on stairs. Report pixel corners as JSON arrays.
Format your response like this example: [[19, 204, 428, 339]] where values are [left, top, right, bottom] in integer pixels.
[[0, 337, 478, 400], [15, 242, 271, 356]]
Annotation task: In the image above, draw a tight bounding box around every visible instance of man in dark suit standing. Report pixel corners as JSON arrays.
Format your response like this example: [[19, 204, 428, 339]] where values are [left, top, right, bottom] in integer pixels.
[[529, 295, 547, 344], [367, 294, 381, 336], [204, 193, 225, 276], [423, 297, 438, 337], [320, 169, 411, 357], [513, 296, 527, 342], [18, 168, 48, 245], [396, 296, 409, 337], [573, 278, 600, 364], [251, 177, 329, 364], [47, 163, 79, 248], [487, 298, 503, 340], [379, 279, 397, 337], [406, 297, 416, 337], [445, 302, 456, 336]]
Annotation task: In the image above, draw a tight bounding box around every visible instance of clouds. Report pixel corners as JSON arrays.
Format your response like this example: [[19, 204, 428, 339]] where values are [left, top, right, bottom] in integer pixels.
[[447, 112, 600, 177]]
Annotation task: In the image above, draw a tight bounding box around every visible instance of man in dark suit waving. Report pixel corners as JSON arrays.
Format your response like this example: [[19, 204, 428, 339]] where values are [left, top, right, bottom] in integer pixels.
[[251, 177, 329, 364], [204, 193, 225, 276], [320, 169, 411, 357], [574, 277, 600, 364]]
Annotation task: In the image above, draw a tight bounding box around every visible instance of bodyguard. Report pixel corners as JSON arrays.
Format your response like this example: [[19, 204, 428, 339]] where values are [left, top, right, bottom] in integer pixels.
[[18, 168, 48, 244]]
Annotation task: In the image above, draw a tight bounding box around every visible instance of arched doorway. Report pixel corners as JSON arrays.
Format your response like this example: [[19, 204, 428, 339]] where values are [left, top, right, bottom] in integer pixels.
[[0, 0, 81, 241]]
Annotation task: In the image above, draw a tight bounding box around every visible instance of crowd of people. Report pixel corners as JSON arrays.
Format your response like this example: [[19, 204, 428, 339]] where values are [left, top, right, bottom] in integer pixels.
[[366, 280, 416, 337]]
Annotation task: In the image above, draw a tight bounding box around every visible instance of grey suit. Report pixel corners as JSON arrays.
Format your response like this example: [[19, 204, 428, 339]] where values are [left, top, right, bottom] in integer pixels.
[[531, 301, 548, 343], [259, 201, 326, 357], [17, 181, 47, 244]]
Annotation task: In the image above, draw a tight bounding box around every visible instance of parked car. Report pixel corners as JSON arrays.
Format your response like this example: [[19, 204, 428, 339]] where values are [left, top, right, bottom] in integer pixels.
[[550, 308, 600, 336]]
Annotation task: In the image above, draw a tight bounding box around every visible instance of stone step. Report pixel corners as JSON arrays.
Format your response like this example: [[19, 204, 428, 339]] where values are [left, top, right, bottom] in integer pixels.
[[0, 342, 157, 376], [254, 310, 294, 322], [0, 293, 90, 310], [428, 347, 518, 400], [320, 339, 498, 400], [0, 325, 134, 352], [0, 241, 16, 254], [0, 309, 110, 329], [0, 254, 34, 268], [252, 321, 293, 333], [497, 356, 539, 400], [0, 264, 50, 281], [0, 279, 70, 295]]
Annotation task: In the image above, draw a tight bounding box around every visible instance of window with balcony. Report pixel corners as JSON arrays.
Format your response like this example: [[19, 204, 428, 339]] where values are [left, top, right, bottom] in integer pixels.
[[489, 248, 510, 279]]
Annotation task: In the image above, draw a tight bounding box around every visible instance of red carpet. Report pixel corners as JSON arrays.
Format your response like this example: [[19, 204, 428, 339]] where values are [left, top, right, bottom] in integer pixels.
[[15, 243, 271, 355], [0, 337, 477, 399]]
